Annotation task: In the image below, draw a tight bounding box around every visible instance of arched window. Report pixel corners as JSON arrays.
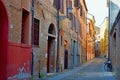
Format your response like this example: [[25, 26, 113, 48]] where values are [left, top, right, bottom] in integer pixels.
[[48, 23, 56, 35]]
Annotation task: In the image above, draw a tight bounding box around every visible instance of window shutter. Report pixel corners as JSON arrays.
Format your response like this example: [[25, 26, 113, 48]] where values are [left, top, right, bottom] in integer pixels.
[[67, 0, 72, 18], [60, 0, 64, 13], [53, 0, 57, 8], [69, 0, 72, 8], [66, 0, 69, 8], [60, 0, 62, 9], [74, 0, 77, 7], [74, 0, 80, 8], [78, 19, 80, 33], [72, 15, 74, 29], [74, 16, 76, 30], [62, 0, 64, 13], [80, 5, 82, 16], [70, 20, 72, 28]]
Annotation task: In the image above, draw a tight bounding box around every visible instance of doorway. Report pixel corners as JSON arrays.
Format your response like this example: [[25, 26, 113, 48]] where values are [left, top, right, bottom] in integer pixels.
[[47, 36, 55, 73], [47, 23, 56, 73], [64, 40, 68, 69], [64, 49, 68, 69]]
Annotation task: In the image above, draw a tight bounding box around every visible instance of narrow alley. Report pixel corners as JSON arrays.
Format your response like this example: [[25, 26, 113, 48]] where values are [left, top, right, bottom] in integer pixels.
[[1, 0, 120, 80], [45, 57, 116, 80]]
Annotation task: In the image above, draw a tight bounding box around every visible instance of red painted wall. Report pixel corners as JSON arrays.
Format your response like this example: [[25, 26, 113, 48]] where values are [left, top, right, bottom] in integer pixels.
[[7, 42, 32, 79], [0, 0, 9, 80]]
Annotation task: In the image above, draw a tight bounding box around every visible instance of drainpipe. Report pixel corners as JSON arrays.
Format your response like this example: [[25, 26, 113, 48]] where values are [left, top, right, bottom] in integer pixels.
[[56, 0, 60, 72], [86, 26, 87, 61], [31, 0, 34, 76]]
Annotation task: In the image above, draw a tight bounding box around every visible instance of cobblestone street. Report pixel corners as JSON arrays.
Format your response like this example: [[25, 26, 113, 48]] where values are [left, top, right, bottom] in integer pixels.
[[1, 0, 120, 79], [46, 57, 116, 80]]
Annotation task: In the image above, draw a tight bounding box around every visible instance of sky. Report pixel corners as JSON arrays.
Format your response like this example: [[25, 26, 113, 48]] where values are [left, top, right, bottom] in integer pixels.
[[85, 0, 108, 26]]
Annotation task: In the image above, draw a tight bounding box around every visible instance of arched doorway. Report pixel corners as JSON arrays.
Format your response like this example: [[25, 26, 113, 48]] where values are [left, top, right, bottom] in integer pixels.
[[47, 23, 56, 73], [0, 0, 9, 80]]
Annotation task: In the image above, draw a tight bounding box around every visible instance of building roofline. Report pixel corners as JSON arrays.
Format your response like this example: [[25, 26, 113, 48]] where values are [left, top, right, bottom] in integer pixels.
[[110, 10, 120, 35], [84, 0, 88, 11], [99, 17, 108, 26]]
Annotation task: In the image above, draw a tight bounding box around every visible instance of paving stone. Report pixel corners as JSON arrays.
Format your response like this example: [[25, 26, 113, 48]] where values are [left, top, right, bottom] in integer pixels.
[[44, 58, 117, 80]]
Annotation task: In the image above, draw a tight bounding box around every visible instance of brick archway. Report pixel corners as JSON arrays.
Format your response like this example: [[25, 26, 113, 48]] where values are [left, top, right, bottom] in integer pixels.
[[0, 0, 9, 80], [47, 23, 56, 73]]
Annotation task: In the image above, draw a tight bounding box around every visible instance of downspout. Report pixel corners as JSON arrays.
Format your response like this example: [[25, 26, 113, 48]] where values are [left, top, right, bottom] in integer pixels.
[[31, 0, 34, 76], [86, 24, 87, 61], [56, 0, 60, 72]]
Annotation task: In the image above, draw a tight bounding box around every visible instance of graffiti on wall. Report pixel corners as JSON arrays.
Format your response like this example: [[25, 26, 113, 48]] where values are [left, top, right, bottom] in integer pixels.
[[8, 61, 31, 80]]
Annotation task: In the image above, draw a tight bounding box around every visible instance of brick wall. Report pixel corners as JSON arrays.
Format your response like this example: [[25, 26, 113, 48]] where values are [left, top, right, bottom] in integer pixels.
[[33, 0, 57, 75], [2, 0, 88, 77], [4, 0, 31, 43]]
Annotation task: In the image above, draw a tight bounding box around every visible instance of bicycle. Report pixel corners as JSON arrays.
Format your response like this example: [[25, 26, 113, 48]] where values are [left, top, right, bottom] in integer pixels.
[[104, 60, 112, 71]]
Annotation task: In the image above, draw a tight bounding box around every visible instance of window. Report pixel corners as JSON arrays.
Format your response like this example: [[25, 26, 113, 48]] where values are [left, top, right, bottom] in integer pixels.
[[53, 0, 60, 9], [66, 0, 72, 8], [66, 0, 72, 18], [53, 0, 57, 7], [70, 20, 73, 28], [60, 0, 64, 13], [71, 14, 75, 29], [66, 0, 72, 10], [74, 0, 80, 8], [34, 18, 39, 46], [80, 5, 82, 16], [73, 15, 76, 30], [21, 9, 29, 44]]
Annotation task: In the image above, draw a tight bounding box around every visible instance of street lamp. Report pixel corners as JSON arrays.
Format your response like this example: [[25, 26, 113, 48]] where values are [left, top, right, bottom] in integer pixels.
[[56, 0, 72, 72]]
